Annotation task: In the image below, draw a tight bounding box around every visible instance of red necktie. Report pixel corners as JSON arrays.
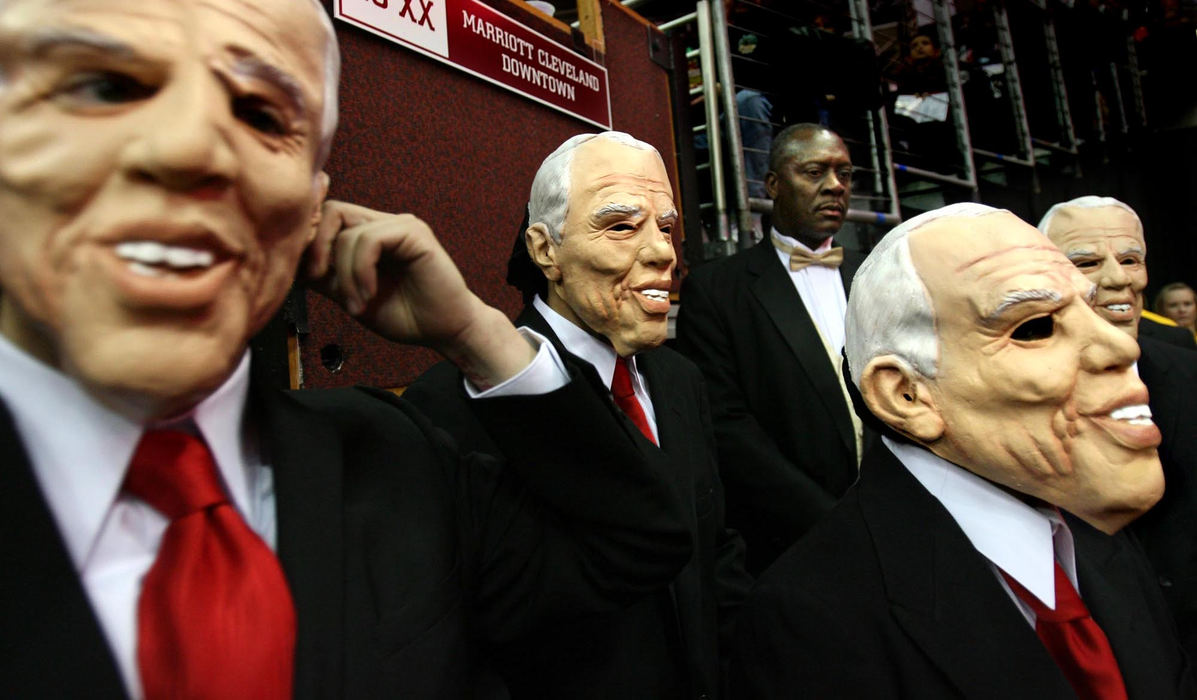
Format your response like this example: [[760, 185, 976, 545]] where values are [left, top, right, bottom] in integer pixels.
[[1001, 562, 1128, 700], [611, 357, 657, 445], [125, 429, 296, 699]]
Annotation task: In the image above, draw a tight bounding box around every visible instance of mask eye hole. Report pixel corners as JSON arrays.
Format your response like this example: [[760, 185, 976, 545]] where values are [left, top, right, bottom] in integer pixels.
[[1011, 315, 1054, 342]]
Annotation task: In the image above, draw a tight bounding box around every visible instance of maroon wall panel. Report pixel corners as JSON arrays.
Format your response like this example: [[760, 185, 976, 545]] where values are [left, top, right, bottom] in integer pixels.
[[300, 0, 680, 389]]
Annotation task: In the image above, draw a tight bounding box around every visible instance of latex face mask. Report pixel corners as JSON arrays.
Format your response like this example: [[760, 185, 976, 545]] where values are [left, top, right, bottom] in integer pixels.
[[911, 213, 1162, 532], [0, 0, 331, 418], [765, 129, 852, 248], [1043, 206, 1147, 339], [544, 140, 677, 357]]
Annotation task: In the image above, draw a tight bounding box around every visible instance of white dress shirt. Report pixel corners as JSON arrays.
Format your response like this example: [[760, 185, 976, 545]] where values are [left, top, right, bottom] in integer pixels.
[[771, 228, 862, 464], [0, 330, 565, 698], [533, 295, 660, 443], [771, 228, 848, 355], [885, 437, 1078, 626]]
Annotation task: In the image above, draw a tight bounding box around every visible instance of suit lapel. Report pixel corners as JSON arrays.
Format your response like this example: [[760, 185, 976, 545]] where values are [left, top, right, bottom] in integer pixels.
[[859, 446, 1072, 698], [1070, 515, 1181, 697], [747, 241, 855, 453], [1138, 339, 1181, 450], [0, 400, 127, 697], [258, 387, 346, 700], [635, 351, 686, 451]]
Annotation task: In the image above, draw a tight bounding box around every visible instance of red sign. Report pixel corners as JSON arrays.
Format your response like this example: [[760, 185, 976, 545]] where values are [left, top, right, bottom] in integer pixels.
[[336, 0, 613, 129]]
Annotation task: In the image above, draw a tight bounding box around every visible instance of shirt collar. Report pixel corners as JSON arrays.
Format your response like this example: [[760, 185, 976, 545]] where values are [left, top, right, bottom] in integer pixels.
[[884, 436, 1074, 609], [771, 227, 835, 254], [0, 335, 253, 570], [533, 294, 638, 386]]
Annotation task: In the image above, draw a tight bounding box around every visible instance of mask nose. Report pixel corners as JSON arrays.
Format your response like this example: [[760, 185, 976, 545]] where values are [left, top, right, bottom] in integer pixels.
[[118, 66, 237, 194]]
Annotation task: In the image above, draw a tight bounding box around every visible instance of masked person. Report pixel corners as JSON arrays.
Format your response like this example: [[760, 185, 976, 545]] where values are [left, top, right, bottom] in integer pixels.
[[0, 3, 691, 697], [731, 203, 1193, 698], [1041, 195, 1197, 656], [405, 131, 751, 699]]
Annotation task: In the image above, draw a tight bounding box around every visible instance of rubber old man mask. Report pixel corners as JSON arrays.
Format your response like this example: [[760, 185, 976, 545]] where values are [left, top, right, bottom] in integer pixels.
[[0, 0, 333, 420], [1040, 201, 1147, 339], [856, 208, 1163, 534], [526, 134, 677, 357]]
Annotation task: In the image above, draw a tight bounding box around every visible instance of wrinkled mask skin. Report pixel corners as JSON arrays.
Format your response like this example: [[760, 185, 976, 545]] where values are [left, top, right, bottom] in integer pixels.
[[1044, 206, 1147, 339], [0, 0, 331, 420], [538, 140, 677, 357], [909, 213, 1163, 533]]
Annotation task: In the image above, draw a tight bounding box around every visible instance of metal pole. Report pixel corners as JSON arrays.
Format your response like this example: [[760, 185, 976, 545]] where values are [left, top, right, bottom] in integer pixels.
[[993, 2, 1035, 164], [1126, 35, 1148, 127], [850, 0, 901, 224], [932, 0, 978, 196], [696, 0, 732, 251], [658, 12, 696, 33], [1108, 62, 1128, 135], [708, 0, 754, 250], [1043, 17, 1079, 154]]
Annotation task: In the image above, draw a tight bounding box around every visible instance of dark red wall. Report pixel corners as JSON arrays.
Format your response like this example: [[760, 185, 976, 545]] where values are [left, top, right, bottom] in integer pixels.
[[300, 0, 682, 389]]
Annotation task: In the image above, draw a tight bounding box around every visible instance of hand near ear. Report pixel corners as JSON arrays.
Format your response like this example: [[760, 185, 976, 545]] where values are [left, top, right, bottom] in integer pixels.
[[303, 200, 536, 390], [859, 357, 944, 444]]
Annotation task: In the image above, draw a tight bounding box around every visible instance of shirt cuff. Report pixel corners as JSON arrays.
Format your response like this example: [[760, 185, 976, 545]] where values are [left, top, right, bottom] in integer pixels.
[[464, 328, 569, 398]]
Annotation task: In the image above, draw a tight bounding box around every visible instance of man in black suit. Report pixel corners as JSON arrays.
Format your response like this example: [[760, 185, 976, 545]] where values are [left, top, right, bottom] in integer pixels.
[[405, 132, 751, 699], [675, 123, 864, 573], [1040, 195, 1197, 655], [0, 2, 690, 697], [732, 203, 1193, 697]]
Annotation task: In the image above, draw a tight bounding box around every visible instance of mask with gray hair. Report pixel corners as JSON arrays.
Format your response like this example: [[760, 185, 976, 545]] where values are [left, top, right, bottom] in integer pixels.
[[845, 202, 1009, 389], [526, 131, 658, 244]]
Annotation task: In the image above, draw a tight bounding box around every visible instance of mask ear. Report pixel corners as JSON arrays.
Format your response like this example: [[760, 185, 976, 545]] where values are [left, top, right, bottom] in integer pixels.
[[525, 223, 561, 282], [859, 355, 944, 444], [306, 171, 332, 244]]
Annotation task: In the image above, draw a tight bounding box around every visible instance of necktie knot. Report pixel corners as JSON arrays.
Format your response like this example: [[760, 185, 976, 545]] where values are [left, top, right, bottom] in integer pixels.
[[611, 357, 657, 445], [772, 237, 844, 271], [611, 357, 636, 400], [125, 429, 227, 520]]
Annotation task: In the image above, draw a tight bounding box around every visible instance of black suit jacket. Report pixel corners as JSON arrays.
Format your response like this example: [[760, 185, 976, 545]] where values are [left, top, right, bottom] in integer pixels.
[[1135, 335, 1197, 655], [0, 368, 691, 698], [675, 238, 866, 573], [1140, 315, 1197, 350], [403, 306, 752, 699], [731, 443, 1194, 698]]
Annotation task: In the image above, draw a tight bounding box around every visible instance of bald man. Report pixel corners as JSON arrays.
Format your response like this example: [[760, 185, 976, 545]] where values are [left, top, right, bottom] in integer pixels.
[[676, 123, 866, 574]]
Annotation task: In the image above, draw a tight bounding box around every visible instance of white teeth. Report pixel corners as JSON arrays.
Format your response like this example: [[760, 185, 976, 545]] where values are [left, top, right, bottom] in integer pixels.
[[128, 261, 165, 278], [1109, 403, 1153, 425], [115, 241, 215, 269], [1104, 303, 1131, 313], [639, 289, 669, 302]]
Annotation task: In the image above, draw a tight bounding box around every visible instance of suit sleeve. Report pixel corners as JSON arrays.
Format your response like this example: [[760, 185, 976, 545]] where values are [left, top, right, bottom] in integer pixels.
[[401, 362, 692, 645], [676, 272, 839, 542], [696, 374, 753, 640]]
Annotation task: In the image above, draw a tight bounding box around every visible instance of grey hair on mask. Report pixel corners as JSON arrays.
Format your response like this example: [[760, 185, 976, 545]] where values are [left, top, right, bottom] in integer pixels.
[[845, 202, 1008, 389], [1035, 195, 1142, 239], [306, 0, 341, 170], [527, 131, 658, 244]]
